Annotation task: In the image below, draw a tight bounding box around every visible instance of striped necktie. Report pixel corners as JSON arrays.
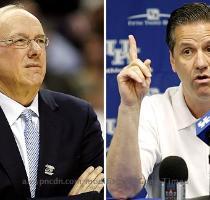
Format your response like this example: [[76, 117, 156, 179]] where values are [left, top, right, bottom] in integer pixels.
[[21, 109, 39, 198]]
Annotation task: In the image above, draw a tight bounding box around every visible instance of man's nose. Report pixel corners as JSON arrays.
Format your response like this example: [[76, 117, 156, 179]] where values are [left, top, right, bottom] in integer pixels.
[[27, 40, 42, 58], [195, 50, 208, 71]]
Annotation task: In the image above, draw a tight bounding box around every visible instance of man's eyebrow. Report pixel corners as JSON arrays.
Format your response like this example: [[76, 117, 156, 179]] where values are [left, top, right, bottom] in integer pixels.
[[9, 33, 46, 38], [178, 42, 195, 48], [9, 33, 28, 38], [35, 34, 46, 38], [178, 40, 210, 48], [204, 40, 210, 45]]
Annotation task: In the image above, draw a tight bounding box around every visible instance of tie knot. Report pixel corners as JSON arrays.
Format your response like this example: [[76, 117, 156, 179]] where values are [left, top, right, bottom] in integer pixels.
[[21, 109, 34, 122]]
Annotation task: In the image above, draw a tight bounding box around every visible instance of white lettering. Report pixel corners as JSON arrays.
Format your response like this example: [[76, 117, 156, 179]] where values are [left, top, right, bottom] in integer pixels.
[[198, 116, 210, 128], [107, 39, 140, 66], [106, 118, 117, 135]]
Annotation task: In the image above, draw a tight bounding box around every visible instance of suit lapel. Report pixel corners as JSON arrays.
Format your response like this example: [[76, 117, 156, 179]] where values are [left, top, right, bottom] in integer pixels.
[[36, 90, 63, 196], [0, 107, 30, 197]]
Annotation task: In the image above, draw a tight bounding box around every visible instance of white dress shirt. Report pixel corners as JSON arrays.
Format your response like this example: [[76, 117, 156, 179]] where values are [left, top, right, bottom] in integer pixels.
[[0, 92, 39, 179], [139, 84, 209, 198]]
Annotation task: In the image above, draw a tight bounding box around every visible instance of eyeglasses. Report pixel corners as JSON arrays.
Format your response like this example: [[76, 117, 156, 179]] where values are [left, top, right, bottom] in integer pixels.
[[0, 35, 49, 49]]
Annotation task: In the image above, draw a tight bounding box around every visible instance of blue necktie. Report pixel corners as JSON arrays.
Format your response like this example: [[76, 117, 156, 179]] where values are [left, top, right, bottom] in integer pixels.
[[21, 109, 39, 198]]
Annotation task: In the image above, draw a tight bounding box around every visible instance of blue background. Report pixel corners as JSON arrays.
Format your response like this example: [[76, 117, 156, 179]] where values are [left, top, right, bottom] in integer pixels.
[[106, 0, 210, 199]]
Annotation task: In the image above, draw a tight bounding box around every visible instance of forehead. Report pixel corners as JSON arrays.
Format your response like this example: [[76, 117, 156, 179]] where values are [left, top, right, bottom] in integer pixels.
[[0, 9, 44, 37], [174, 22, 210, 46]]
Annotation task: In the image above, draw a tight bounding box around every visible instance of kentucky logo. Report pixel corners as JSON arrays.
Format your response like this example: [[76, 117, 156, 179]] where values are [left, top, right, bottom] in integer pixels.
[[45, 164, 55, 176], [107, 39, 140, 66]]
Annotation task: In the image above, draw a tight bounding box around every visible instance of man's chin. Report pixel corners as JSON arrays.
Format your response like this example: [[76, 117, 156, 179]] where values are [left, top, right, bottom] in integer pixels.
[[196, 89, 210, 100], [22, 79, 44, 90]]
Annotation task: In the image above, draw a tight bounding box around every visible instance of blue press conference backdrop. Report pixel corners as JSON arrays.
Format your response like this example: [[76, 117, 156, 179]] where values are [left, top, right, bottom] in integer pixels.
[[106, 0, 210, 199]]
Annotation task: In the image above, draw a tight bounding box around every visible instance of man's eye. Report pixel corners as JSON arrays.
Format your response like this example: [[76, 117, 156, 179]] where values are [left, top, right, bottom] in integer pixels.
[[13, 38, 27, 45], [206, 46, 210, 52], [183, 48, 192, 55], [36, 38, 45, 44]]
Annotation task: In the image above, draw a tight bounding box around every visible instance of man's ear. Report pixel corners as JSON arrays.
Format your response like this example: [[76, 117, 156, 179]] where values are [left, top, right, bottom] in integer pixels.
[[169, 51, 176, 73]]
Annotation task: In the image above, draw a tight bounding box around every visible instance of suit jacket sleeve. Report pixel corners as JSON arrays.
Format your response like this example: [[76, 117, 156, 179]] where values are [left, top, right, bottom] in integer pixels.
[[34, 94, 104, 199], [34, 103, 104, 199]]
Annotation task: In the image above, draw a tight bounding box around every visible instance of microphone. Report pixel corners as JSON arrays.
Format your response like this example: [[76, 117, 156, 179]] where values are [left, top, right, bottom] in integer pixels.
[[196, 111, 210, 146], [159, 156, 188, 200]]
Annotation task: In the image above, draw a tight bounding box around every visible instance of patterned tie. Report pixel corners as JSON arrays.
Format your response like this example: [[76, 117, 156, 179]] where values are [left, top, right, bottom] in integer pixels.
[[21, 109, 39, 198]]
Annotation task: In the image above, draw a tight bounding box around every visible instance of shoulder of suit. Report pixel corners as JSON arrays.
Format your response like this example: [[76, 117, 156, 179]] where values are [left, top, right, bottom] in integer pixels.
[[39, 89, 91, 110]]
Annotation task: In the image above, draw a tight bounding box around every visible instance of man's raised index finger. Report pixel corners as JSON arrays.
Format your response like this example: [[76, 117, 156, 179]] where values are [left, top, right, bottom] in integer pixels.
[[129, 35, 138, 61]]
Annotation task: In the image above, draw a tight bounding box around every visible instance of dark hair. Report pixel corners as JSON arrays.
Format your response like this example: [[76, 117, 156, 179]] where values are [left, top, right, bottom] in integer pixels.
[[166, 2, 210, 52]]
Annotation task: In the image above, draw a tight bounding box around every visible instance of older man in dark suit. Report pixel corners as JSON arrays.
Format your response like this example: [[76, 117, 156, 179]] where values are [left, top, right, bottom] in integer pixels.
[[0, 4, 103, 200]]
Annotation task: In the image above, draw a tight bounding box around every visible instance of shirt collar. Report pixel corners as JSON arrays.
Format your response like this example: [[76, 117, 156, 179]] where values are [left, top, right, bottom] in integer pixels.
[[0, 92, 39, 126], [172, 83, 197, 131]]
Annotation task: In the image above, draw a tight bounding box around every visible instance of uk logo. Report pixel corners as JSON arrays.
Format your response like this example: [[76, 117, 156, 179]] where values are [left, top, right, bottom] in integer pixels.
[[106, 39, 140, 67]]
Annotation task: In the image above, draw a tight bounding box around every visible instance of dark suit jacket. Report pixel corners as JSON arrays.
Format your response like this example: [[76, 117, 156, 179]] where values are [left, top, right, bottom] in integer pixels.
[[0, 89, 104, 200]]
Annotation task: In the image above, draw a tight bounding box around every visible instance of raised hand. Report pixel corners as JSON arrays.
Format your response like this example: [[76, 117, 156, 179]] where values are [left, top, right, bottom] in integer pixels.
[[117, 35, 152, 106]]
